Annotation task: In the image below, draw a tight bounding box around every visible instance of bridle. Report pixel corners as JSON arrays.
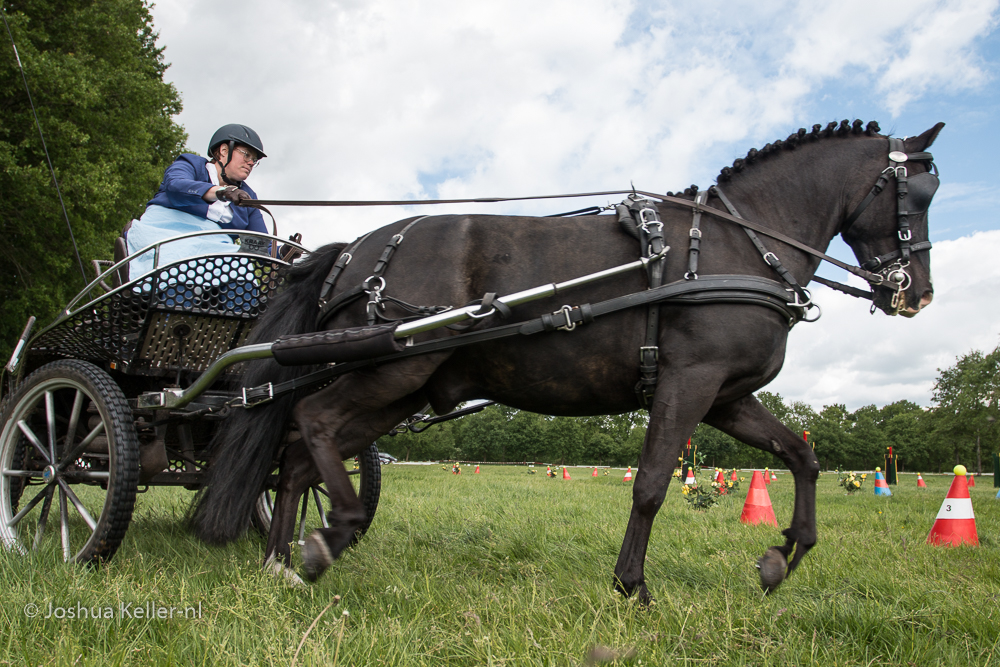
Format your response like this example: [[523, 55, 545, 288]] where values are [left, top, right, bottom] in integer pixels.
[[841, 137, 939, 310]]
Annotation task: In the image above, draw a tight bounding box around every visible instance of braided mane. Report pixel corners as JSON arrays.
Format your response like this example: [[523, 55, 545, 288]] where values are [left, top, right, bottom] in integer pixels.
[[668, 119, 882, 197]]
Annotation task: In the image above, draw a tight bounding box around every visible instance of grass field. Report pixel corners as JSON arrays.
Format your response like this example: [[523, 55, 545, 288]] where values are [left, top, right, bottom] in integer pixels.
[[2, 466, 998, 666]]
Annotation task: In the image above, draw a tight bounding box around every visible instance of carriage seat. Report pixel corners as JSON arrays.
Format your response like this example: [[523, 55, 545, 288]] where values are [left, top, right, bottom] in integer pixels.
[[111, 221, 134, 288]]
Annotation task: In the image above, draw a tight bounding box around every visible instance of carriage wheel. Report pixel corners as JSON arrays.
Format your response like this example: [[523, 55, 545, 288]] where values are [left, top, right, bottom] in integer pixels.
[[0, 360, 139, 563], [253, 443, 382, 546]]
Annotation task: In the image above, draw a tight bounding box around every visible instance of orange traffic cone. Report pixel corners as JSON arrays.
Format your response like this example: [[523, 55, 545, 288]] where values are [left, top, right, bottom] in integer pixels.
[[546, 466, 552, 477], [917, 473, 927, 488], [562, 467, 571, 480], [730, 470, 738, 482], [771, 471, 777, 481], [968, 472, 976, 488], [763, 468, 771, 485], [592, 467, 598, 477], [475, 464, 480, 474], [715, 469, 724, 484], [683, 467, 695, 485], [740, 470, 778, 527], [927, 465, 978, 546], [623, 466, 633, 482]]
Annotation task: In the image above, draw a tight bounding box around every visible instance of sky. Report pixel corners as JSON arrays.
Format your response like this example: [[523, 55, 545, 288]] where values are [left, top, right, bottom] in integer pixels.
[[148, 0, 1000, 411]]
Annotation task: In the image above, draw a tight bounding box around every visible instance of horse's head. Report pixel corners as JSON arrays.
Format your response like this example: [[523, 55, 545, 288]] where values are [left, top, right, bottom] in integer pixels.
[[841, 122, 944, 317]]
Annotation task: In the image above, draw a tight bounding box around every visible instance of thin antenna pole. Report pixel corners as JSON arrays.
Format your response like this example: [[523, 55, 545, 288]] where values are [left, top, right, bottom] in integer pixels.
[[1, 6, 88, 283]]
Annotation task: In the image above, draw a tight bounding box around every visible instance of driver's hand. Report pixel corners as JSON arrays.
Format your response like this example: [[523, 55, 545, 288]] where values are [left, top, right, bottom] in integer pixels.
[[216, 186, 253, 204]]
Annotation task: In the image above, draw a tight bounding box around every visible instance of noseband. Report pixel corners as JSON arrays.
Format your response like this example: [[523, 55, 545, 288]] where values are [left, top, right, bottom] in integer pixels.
[[842, 137, 939, 309]]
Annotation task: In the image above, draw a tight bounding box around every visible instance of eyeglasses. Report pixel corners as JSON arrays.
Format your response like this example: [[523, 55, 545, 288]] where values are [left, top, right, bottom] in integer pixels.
[[234, 147, 260, 165]]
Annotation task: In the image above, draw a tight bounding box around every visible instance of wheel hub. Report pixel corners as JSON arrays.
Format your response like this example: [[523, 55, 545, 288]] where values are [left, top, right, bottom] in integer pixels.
[[42, 464, 57, 483]]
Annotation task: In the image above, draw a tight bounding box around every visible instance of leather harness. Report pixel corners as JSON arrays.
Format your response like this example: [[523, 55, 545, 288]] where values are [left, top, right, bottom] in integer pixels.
[[243, 138, 936, 410]]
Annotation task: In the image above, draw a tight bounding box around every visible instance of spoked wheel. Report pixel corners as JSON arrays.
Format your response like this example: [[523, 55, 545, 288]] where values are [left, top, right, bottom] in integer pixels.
[[0, 360, 139, 563], [253, 443, 382, 546]]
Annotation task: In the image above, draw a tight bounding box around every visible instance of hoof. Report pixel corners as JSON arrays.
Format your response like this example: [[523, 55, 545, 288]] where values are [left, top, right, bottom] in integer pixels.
[[265, 556, 305, 587], [613, 578, 653, 606], [301, 531, 334, 582], [756, 547, 787, 593]]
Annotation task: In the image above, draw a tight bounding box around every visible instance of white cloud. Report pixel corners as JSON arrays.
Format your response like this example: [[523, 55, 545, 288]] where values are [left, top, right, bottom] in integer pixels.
[[149, 0, 997, 242]]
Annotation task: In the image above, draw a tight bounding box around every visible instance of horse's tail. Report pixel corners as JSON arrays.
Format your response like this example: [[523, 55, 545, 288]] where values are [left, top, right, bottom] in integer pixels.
[[189, 242, 348, 545]]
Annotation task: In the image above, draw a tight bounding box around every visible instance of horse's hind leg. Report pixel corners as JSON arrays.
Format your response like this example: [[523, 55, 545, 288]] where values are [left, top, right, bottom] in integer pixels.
[[703, 394, 820, 593], [294, 357, 447, 581], [264, 438, 319, 567]]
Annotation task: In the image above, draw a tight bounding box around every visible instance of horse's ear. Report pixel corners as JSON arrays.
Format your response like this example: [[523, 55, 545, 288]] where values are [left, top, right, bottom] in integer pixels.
[[904, 122, 945, 151]]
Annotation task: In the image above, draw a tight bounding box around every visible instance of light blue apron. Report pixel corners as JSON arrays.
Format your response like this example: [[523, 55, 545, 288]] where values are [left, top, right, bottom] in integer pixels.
[[125, 205, 258, 311], [126, 204, 237, 277]]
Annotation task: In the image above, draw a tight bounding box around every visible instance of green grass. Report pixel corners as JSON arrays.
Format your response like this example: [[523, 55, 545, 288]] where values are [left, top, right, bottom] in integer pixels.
[[2, 468, 998, 666]]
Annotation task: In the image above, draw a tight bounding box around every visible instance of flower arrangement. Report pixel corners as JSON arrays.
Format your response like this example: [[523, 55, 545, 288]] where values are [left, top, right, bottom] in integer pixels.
[[726, 470, 742, 493], [682, 483, 718, 510], [838, 471, 867, 494]]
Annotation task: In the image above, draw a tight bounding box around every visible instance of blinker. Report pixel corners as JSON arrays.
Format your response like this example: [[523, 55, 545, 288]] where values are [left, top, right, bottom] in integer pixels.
[[906, 171, 939, 215]]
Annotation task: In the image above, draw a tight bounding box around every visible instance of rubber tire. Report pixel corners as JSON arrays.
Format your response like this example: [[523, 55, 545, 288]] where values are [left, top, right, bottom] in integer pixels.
[[253, 443, 382, 545], [0, 360, 139, 564]]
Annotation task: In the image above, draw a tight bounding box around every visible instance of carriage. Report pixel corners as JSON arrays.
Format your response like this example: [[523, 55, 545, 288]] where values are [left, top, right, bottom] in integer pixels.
[[2, 120, 943, 597], [0, 229, 386, 564]]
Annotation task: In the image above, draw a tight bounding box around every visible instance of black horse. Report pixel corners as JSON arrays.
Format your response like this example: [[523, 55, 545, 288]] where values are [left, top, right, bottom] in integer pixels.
[[192, 120, 942, 601]]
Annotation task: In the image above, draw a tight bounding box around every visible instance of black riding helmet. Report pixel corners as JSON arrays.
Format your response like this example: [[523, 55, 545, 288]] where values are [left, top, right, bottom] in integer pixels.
[[208, 124, 266, 185]]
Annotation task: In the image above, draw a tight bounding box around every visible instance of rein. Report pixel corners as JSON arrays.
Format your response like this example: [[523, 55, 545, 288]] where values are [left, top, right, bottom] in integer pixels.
[[242, 188, 885, 290]]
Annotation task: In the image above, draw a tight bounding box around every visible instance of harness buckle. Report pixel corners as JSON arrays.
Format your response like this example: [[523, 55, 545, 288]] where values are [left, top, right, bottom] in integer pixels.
[[391, 234, 404, 246], [639, 345, 659, 362], [898, 229, 912, 242], [763, 252, 779, 266], [556, 305, 576, 331], [689, 228, 702, 239], [242, 383, 274, 408]]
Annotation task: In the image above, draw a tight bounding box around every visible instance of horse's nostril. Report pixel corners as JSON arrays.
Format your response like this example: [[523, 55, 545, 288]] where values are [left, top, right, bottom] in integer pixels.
[[920, 290, 934, 308]]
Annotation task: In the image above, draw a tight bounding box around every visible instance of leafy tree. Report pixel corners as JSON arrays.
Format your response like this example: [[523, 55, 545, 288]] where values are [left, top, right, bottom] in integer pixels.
[[810, 404, 853, 470], [930, 347, 1000, 473], [0, 0, 186, 359]]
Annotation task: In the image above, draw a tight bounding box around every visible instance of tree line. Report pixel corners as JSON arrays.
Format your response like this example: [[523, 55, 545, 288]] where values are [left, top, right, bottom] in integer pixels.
[[0, 0, 186, 360], [378, 345, 1000, 474]]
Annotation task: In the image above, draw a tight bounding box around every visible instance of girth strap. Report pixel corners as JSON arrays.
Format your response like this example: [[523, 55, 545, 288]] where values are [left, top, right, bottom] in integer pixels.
[[619, 195, 669, 409]]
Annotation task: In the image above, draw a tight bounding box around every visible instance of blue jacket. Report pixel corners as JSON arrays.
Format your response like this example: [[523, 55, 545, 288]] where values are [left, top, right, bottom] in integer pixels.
[[147, 154, 267, 234]]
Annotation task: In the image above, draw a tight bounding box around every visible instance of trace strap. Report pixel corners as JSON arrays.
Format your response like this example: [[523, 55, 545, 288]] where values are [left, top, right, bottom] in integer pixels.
[[242, 275, 804, 407]]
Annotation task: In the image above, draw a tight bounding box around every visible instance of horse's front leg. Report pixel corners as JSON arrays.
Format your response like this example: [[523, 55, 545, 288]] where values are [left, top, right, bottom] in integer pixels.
[[703, 394, 820, 593], [614, 383, 718, 604]]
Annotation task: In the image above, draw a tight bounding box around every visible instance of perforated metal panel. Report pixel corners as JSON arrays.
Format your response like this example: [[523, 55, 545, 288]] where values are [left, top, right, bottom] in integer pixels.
[[28, 254, 287, 375], [135, 312, 251, 373]]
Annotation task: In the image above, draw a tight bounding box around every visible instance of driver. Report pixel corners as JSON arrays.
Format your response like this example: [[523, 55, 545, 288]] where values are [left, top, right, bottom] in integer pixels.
[[126, 124, 269, 275]]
